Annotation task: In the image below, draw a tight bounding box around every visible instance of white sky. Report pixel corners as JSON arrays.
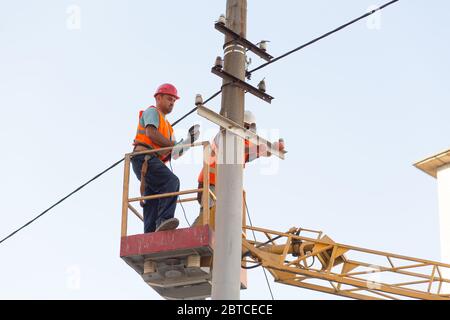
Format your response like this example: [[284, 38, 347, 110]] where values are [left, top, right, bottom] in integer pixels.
[[1, 0, 449, 300]]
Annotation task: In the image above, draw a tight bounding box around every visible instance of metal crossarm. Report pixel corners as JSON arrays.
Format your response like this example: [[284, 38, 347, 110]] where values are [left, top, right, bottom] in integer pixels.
[[215, 22, 273, 61], [211, 67, 274, 103], [197, 105, 286, 160]]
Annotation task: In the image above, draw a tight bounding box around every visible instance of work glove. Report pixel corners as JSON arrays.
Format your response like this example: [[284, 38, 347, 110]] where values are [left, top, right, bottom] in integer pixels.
[[272, 138, 285, 152], [259, 139, 285, 158], [171, 124, 201, 160], [187, 124, 200, 143]]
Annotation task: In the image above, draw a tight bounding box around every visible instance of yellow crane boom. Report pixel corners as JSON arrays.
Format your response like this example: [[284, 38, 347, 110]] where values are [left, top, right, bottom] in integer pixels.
[[242, 225, 450, 300]]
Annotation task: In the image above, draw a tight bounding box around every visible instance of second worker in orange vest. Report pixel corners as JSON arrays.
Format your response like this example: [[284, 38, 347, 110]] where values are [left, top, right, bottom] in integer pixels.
[[131, 83, 200, 233], [194, 110, 285, 229]]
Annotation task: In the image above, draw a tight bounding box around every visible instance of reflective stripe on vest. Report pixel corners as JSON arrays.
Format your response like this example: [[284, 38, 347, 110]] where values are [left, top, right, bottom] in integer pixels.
[[133, 106, 174, 161]]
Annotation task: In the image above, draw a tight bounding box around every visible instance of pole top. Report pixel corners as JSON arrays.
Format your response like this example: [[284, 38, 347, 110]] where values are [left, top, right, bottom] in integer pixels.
[[414, 148, 450, 178]]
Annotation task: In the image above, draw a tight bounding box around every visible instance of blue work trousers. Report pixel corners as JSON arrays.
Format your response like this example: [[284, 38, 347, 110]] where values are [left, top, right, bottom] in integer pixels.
[[131, 155, 180, 233]]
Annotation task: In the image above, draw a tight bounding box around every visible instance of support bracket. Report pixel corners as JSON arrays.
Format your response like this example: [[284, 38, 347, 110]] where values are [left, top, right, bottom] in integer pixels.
[[197, 105, 286, 160], [215, 22, 273, 62], [211, 67, 274, 104]]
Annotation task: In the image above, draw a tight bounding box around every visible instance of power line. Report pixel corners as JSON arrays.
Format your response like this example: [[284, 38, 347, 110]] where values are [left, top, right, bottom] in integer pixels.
[[169, 160, 191, 227], [0, 89, 223, 246], [0, 158, 125, 245], [247, 0, 400, 77], [244, 199, 275, 300], [172, 88, 222, 126], [172, 82, 231, 127]]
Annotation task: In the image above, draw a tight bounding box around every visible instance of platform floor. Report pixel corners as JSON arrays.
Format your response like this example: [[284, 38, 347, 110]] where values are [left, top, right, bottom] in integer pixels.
[[120, 225, 215, 300]]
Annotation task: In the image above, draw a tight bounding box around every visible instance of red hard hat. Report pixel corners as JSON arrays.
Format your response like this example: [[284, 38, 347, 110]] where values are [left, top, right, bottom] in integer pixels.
[[154, 83, 180, 100]]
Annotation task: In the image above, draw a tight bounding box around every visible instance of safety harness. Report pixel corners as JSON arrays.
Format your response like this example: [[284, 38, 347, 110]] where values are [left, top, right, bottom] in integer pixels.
[[135, 143, 171, 208]]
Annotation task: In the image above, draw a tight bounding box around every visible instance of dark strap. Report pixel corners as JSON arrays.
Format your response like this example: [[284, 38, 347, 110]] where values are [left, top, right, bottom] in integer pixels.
[[133, 141, 153, 150], [134, 141, 168, 159], [139, 155, 151, 208]]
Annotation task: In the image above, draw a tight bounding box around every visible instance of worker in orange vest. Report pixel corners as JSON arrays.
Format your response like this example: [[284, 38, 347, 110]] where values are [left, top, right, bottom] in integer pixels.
[[132, 83, 200, 233], [193, 110, 285, 229]]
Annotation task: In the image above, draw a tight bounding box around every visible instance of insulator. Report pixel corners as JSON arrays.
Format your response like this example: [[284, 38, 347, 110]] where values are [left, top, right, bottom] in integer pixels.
[[258, 40, 270, 51], [218, 14, 226, 25], [214, 56, 223, 69], [258, 79, 266, 93], [195, 94, 203, 106]]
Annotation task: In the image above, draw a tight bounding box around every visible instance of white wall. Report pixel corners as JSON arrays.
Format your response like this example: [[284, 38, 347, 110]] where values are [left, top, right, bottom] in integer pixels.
[[437, 163, 450, 294]]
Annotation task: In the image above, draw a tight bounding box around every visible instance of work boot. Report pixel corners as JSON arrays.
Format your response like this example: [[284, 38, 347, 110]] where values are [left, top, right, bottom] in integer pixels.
[[155, 218, 179, 232]]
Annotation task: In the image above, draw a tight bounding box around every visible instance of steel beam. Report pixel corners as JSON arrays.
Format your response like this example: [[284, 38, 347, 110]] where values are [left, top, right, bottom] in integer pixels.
[[197, 105, 286, 160], [215, 22, 273, 62], [211, 67, 274, 103]]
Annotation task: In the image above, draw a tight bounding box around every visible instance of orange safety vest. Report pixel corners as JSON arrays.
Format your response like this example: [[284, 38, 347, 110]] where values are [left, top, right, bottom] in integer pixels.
[[133, 106, 174, 162], [198, 137, 256, 185]]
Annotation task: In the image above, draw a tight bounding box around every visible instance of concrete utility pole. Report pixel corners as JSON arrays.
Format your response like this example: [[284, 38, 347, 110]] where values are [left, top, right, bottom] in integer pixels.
[[212, 0, 247, 300]]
